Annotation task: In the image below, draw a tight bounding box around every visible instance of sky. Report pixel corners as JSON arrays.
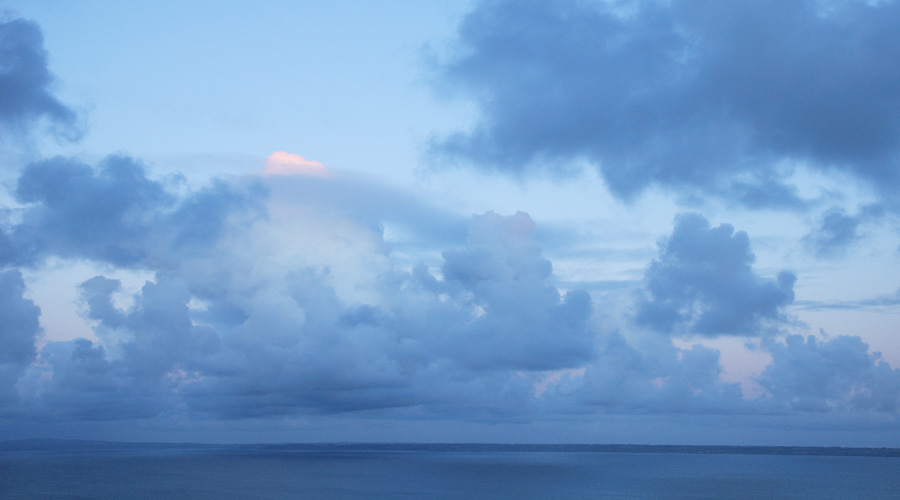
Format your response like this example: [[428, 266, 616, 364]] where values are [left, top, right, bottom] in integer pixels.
[[1, 0, 899, 446]]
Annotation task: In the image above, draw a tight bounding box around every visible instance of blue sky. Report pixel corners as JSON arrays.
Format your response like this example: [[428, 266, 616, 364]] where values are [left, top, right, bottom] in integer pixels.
[[1, 0, 900, 446]]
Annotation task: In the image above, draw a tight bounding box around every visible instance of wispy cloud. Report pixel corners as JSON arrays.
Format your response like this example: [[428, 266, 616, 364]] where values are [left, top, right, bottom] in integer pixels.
[[262, 151, 332, 178], [796, 289, 900, 312]]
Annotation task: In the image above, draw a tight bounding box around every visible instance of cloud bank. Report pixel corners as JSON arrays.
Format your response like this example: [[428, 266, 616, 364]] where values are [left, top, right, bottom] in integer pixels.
[[4, 171, 897, 427]]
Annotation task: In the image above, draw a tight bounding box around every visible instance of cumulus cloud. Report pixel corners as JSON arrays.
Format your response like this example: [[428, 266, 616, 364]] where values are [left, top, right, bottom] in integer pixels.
[[3, 159, 892, 425], [434, 211, 595, 370], [3, 180, 899, 427], [432, 0, 900, 205], [183, 211, 592, 416], [563, 332, 746, 414], [0, 18, 79, 140], [6, 192, 596, 421], [634, 213, 795, 337], [758, 334, 900, 412], [2, 154, 265, 268], [0, 128, 889, 428], [0, 269, 41, 403], [29, 338, 164, 420]]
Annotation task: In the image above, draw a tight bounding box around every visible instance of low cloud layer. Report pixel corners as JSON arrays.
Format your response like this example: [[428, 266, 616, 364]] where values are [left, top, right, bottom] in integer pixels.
[[759, 334, 900, 413], [432, 0, 900, 206], [3, 169, 897, 424]]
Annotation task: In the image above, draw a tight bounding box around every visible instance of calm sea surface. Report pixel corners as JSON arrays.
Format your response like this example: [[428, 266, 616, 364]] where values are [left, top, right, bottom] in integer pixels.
[[2, 447, 899, 499]]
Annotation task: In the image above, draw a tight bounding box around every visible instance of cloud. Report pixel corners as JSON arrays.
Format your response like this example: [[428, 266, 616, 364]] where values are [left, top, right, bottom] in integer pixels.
[[634, 213, 795, 337], [758, 334, 900, 412], [9, 205, 596, 421], [179, 211, 593, 417], [3, 154, 266, 268], [262, 151, 331, 177], [562, 332, 746, 414], [0, 18, 79, 140], [802, 204, 885, 258], [27, 338, 164, 420], [435, 211, 596, 371], [432, 0, 900, 205], [803, 208, 861, 259], [3, 11, 900, 444], [442, 211, 550, 287], [3, 188, 899, 427], [264, 171, 468, 250], [795, 288, 900, 312], [0, 269, 41, 404]]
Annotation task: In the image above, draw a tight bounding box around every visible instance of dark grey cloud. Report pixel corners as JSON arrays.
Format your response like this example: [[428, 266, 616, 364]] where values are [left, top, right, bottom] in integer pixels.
[[30, 338, 164, 420], [0, 269, 40, 403], [12, 210, 597, 421], [803, 208, 861, 259], [181, 212, 595, 418], [435, 211, 595, 370], [432, 0, 900, 205], [551, 327, 900, 417], [3, 154, 265, 268], [0, 18, 79, 140], [634, 213, 795, 337], [564, 332, 745, 414], [17, 276, 223, 420], [5, 201, 899, 426], [802, 204, 886, 258], [758, 334, 900, 412], [795, 288, 900, 312], [11, 155, 172, 265]]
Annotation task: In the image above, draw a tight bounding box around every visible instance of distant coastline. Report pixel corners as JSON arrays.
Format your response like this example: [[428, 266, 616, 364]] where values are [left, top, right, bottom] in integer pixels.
[[3, 439, 899, 457]]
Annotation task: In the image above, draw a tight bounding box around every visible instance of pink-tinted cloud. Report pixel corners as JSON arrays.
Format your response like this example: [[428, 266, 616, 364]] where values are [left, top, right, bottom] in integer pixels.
[[263, 151, 331, 177]]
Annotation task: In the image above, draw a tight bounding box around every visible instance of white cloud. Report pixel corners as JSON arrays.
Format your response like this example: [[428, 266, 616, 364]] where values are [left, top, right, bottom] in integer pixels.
[[262, 151, 331, 178]]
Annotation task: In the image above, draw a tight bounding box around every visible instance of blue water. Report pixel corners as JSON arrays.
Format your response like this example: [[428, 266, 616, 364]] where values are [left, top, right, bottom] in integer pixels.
[[2, 448, 899, 499]]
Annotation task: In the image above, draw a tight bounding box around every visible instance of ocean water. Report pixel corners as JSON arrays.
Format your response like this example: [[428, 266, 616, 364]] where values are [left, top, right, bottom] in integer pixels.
[[2, 447, 900, 499]]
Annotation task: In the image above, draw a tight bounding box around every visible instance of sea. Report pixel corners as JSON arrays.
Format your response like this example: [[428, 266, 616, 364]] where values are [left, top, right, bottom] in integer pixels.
[[2, 442, 899, 499]]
